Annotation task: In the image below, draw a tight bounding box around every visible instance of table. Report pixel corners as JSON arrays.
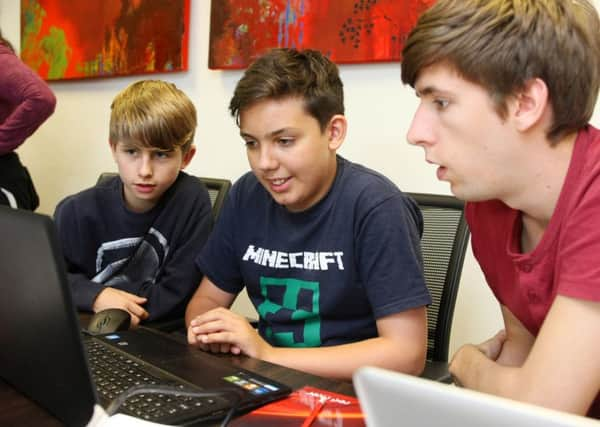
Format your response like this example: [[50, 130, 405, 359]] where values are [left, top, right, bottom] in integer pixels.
[[0, 317, 355, 426]]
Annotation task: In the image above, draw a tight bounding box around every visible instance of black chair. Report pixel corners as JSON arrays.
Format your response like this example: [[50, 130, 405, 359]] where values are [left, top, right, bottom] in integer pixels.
[[198, 176, 231, 221], [406, 192, 470, 382], [96, 173, 231, 221]]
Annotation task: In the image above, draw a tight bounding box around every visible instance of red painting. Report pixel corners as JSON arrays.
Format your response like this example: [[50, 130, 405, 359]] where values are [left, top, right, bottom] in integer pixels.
[[209, 0, 435, 69], [20, 0, 190, 80]]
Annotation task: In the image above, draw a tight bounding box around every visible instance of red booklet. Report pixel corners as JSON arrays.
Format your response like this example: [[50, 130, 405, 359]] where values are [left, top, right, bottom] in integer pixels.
[[230, 385, 365, 427]]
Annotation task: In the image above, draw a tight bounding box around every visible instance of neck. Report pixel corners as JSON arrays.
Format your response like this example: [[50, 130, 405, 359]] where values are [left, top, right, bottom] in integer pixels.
[[506, 132, 578, 247]]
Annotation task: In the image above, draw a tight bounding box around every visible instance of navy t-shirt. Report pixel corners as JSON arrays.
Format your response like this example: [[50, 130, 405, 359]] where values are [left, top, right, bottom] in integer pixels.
[[196, 156, 430, 347]]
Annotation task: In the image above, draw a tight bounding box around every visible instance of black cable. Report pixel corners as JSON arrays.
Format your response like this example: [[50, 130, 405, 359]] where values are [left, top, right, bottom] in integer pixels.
[[105, 384, 243, 427]]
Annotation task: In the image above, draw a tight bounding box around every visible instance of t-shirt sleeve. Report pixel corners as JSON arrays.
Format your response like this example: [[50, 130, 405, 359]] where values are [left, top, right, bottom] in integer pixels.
[[195, 183, 244, 296], [356, 193, 431, 319], [0, 50, 56, 154], [53, 196, 104, 311], [558, 181, 600, 301]]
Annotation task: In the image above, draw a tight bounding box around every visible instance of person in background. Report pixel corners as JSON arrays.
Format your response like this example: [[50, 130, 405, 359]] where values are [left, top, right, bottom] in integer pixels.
[[54, 80, 212, 326], [0, 30, 55, 210], [186, 48, 430, 380], [402, 0, 600, 418]]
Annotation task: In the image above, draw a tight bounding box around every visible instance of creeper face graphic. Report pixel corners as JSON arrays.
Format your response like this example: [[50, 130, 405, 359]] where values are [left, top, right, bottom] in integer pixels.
[[257, 277, 321, 347]]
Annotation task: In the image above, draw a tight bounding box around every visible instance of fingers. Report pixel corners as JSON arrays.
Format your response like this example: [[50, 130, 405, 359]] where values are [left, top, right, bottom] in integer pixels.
[[124, 301, 149, 321]]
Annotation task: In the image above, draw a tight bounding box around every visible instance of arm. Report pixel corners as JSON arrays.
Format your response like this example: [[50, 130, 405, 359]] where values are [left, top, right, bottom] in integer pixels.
[[188, 302, 427, 380], [129, 182, 213, 321], [0, 50, 56, 154], [450, 297, 600, 415]]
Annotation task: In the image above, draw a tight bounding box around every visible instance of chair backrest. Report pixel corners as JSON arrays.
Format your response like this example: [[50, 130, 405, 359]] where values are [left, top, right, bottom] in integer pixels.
[[198, 176, 231, 220], [407, 192, 470, 363], [96, 173, 231, 220]]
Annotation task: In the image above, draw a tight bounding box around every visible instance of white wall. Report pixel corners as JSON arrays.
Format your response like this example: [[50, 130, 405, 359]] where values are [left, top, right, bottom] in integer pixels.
[[2, 0, 599, 357]]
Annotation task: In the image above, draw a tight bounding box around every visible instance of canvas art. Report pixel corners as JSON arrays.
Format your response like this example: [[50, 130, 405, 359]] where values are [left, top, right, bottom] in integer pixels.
[[209, 0, 435, 69], [20, 0, 190, 81]]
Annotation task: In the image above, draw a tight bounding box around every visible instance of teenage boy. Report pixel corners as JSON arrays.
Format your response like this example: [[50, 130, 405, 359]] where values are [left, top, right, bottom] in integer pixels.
[[54, 80, 212, 326], [402, 0, 600, 418], [186, 48, 430, 380]]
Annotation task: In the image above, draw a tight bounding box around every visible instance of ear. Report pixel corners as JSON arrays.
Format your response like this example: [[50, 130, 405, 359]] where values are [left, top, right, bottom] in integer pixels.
[[511, 78, 549, 132], [326, 114, 347, 151], [181, 145, 196, 169]]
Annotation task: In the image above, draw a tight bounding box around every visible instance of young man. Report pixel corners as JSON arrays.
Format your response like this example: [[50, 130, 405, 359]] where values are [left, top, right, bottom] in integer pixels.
[[401, 0, 600, 418], [54, 80, 212, 326], [186, 48, 430, 380]]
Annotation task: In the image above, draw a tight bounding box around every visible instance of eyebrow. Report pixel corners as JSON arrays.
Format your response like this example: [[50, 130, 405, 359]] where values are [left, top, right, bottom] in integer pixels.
[[240, 127, 295, 140], [415, 85, 439, 97]]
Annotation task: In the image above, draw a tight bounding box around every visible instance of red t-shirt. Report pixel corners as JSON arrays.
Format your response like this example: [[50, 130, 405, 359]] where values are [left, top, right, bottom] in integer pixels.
[[466, 125, 600, 417]]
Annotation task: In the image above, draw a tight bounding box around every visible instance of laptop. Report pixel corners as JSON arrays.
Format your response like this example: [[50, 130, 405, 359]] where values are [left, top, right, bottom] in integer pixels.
[[0, 206, 291, 426], [353, 366, 599, 427]]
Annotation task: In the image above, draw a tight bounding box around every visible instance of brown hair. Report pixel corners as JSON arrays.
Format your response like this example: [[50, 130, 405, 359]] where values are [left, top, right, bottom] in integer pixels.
[[109, 80, 197, 153], [229, 48, 344, 132], [401, 0, 600, 143]]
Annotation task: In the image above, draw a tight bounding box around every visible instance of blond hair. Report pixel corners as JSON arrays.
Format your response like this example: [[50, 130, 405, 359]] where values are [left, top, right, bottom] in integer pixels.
[[109, 80, 197, 153]]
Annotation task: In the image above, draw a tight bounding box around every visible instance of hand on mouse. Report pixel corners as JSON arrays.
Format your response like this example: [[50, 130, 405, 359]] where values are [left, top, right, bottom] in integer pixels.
[[92, 288, 149, 327]]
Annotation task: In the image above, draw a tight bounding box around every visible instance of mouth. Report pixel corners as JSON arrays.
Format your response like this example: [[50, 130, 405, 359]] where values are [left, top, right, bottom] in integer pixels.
[[436, 166, 448, 181], [266, 177, 291, 192], [134, 183, 156, 193]]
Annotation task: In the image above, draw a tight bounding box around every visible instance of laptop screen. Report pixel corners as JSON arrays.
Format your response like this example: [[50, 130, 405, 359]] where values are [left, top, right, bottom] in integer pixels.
[[0, 206, 97, 426]]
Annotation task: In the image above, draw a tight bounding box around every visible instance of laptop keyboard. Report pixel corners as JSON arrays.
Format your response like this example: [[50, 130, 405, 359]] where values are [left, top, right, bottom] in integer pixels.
[[85, 338, 231, 423]]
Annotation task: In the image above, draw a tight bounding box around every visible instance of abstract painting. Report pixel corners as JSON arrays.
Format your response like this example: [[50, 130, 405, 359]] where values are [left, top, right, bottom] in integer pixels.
[[209, 0, 435, 69], [20, 0, 190, 81]]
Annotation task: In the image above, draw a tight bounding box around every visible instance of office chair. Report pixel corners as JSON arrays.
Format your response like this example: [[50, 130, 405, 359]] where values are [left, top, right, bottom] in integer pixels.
[[96, 173, 231, 221], [94, 172, 232, 333], [406, 192, 470, 383]]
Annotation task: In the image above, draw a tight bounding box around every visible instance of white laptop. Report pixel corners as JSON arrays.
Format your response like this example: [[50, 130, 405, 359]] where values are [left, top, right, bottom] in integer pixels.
[[353, 366, 599, 427]]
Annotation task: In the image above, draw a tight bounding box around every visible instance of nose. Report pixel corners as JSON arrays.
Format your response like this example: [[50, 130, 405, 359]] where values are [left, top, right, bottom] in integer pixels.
[[254, 144, 278, 171], [406, 104, 434, 148], [138, 153, 153, 178]]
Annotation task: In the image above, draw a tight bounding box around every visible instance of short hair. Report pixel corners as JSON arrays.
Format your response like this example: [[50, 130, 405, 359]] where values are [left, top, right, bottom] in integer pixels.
[[401, 0, 600, 143], [109, 80, 197, 153], [229, 48, 344, 132]]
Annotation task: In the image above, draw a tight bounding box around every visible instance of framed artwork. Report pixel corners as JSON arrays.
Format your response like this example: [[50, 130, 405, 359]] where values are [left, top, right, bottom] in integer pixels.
[[209, 0, 435, 69], [20, 0, 190, 81]]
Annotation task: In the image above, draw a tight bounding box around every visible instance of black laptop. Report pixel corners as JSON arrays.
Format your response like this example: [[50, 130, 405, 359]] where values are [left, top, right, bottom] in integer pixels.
[[0, 206, 291, 426]]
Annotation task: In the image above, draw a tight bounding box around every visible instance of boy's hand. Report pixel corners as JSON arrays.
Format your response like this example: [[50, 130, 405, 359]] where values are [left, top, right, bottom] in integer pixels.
[[187, 307, 271, 359], [92, 288, 149, 327]]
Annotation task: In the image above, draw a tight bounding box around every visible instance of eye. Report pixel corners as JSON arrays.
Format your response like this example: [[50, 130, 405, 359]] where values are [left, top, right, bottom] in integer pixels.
[[124, 147, 138, 156], [154, 151, 171, 159], [433, 98, 449, 110], [244, 139, 258, 149], [278, 138, 294, 146]]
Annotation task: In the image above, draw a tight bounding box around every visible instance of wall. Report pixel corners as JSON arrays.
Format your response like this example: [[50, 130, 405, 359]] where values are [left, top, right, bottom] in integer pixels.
[[2, 0, 599, 357]]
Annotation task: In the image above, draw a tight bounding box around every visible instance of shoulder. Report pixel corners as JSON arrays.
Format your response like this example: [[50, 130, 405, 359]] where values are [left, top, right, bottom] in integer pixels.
[[229, 171, 266, 203], [337, 157, 417, 213], [338, 157, 400, 197], [174, 172, 210, 197], [55, 178, 120, 220]]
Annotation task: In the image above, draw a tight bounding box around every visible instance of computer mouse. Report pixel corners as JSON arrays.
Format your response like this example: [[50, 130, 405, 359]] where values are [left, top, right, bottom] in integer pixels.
[[87, 308, 131, 334]]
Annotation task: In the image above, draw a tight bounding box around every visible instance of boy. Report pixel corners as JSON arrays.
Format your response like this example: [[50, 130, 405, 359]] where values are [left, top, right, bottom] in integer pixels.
[[186, 48, 430, 380], [54, 80, 212, 326], [402, 0, 600, 418]]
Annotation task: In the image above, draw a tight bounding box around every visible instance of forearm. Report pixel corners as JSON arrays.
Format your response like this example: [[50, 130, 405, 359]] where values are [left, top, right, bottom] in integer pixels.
[[185, 292, 227, 326], [450, 344, 521, 397], [68, 272, 104, 312], [265, 336, 425, 381]]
